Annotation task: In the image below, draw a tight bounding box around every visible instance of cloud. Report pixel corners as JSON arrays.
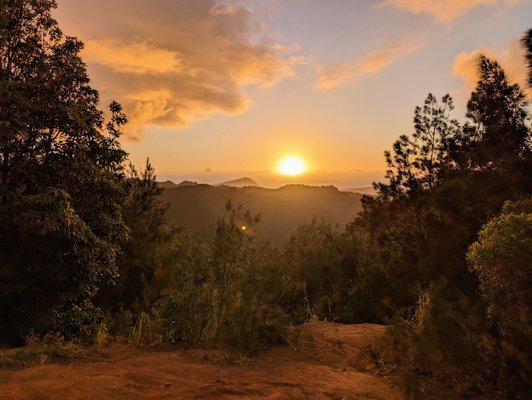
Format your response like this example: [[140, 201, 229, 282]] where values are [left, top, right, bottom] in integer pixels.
[[84, 40, 184, 75], [55, 0, 306, 139], [316, 41, 421, 91], [452, 39, 530, 97], [379, 0, 520, 21]]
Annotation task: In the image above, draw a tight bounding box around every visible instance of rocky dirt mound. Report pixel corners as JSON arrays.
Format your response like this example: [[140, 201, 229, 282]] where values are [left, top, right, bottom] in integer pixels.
[[0, 323, 403, 399]]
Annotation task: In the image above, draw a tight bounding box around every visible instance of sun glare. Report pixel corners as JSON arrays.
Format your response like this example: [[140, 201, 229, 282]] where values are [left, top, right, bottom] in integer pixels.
[[277, 155, 307, 176]]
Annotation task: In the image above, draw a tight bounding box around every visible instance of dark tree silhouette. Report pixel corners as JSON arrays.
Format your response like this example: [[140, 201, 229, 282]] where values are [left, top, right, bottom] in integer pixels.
[[357, 50, 531, 399], [0, 0, 130, 343], [375, 94, 460, 199], [522, 28, 532, 86], [97, 160, 171, 314], [459, 56, 531, 168]]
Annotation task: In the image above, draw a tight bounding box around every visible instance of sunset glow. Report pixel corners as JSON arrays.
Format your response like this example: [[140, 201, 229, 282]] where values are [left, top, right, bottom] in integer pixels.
[[277, 156, 307, 176], [54, 0, 532, 188]]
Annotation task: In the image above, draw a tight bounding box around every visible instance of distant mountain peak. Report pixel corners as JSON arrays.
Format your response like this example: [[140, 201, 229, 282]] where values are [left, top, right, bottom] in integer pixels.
[[217, 177, 259, 188], [176, 180, 199, 187], [158, 180, 200, 189]]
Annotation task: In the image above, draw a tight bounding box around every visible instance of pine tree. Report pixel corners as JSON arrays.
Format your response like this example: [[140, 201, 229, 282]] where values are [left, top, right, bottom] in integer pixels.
[[375, 94, 460, 200], [459, 56, 531, 169]]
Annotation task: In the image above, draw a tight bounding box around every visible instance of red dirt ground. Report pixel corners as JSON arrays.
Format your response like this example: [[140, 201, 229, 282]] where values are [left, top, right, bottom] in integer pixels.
[[0, 323, 404, 399]]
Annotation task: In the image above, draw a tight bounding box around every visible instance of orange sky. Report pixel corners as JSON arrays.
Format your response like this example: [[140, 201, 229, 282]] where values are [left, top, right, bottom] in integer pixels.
[[55, 0, 531, 188]]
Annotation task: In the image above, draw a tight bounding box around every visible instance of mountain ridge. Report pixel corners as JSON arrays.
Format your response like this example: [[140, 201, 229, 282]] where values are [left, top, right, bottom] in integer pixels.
[[159, 183, 362, 245]]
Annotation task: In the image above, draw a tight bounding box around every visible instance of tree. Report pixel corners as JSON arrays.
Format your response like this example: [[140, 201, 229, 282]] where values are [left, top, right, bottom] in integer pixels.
[[97, 160, 171, 315], [368, 49, 532, 399], [457, 56, 531, 169], [375, 94, 460, 200], [355, 95, 465, 312], [0, 0, 129, 343], [522, 29, 532, 86]]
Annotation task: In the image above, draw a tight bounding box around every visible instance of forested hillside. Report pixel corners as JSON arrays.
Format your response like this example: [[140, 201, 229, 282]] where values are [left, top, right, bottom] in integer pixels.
[[159, 184, 363, 245]]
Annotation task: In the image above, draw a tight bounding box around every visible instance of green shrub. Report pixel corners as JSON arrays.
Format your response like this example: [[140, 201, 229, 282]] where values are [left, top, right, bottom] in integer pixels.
[[282, 219, 350, 322], [128, 312, 164, 348], [150, 203, 291, 353], [379, 200, 532, 399], [0, 334, 98, 370], [468, 199, 531, 338], [378, 282, 496, 399]]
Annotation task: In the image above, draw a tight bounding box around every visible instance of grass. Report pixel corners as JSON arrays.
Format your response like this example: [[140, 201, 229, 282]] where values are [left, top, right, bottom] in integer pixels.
[[0, 334, 103, 370]]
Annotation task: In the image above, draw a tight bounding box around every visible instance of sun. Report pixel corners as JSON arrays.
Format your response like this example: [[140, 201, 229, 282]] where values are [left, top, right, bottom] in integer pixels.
[[277, 155, 307, 176]]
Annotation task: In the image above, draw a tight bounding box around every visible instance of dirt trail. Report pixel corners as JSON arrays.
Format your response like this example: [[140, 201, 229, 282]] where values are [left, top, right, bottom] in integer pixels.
[[0, 323, 403, 400]]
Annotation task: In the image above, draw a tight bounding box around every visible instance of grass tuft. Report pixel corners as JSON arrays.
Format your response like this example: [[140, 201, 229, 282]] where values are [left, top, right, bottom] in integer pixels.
[[0, 334, 102, 370]]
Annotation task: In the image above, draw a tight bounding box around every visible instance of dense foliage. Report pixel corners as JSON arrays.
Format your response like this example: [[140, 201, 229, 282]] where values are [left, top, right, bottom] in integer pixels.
[[0, 0, 168, 344], [159, 184, 362, 246], [360, 50, 531, 398], [0, 0, 130, 343]]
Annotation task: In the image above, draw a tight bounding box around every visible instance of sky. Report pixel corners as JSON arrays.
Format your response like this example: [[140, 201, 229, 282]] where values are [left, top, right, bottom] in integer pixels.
[[55, 0, 532, 188]]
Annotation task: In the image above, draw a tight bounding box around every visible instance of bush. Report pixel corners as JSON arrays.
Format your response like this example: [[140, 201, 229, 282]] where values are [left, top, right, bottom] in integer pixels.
[[0, 333, 99, 370], [468, 199, 531, 338], [148, 203, 291, 353], [282, 219, 352, 322], [378, 282, 497, 399], [379, 200, 532, 399]]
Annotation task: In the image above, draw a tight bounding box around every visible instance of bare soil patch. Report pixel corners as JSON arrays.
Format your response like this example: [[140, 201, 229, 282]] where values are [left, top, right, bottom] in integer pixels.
[[0, 323, 403, 399]]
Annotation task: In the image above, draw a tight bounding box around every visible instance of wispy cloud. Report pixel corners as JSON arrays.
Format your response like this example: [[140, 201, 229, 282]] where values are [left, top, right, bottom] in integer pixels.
[[379, 0, 520, 21], [56, 0, 306, 140], [316, 40, 421, 91]]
